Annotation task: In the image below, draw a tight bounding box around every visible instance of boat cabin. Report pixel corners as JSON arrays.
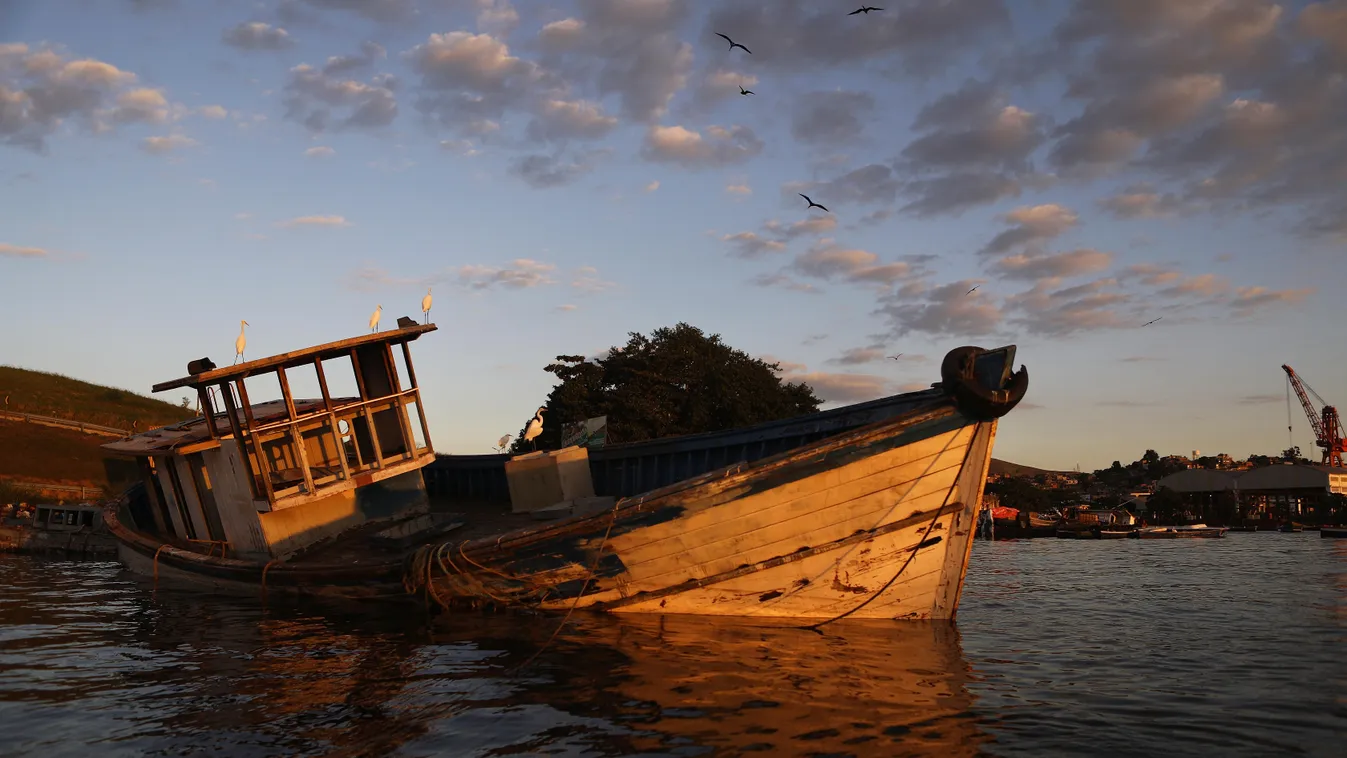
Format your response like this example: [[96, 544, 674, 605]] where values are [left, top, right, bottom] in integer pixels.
[[101, 322, 438, 561], [33, 503, 104, 532]]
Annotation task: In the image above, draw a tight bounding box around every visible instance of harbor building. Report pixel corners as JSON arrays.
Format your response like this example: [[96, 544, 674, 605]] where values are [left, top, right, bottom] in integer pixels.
[[1155, 464, 1347, 525]]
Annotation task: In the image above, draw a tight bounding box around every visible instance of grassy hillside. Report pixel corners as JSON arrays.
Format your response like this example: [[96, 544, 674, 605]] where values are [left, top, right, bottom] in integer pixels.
[[0, 365, 192, 431], [989, 458, 1063, 478], [0, 366, 194, 493], [0, 420, 113, 486]]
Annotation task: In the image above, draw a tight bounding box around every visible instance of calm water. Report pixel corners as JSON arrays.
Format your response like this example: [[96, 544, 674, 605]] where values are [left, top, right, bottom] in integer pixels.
[[0, 535, 1342, 757]]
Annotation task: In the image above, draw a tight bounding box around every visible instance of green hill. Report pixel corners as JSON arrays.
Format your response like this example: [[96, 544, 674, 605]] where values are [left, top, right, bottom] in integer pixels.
[[0, 365, 192, 431], [0, 366, 193, 493], [989, 458, 1063, 478]]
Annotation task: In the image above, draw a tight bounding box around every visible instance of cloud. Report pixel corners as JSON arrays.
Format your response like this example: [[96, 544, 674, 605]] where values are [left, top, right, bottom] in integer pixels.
[[281, 214, 351, 227], [989, 248, 1113, 281], [221, 22, 294, 51], [571, 266, 617, 293], [896, 78, 1048, 216], [406, 31, 549, 136], [640, 124, 763, 167], [642, 180, 659, 193], [787, 164, 899, 208], [1237, 393, 1283, 405], [282, 45, 397, 133], [0, 43, 190, 151], [555, 303, 578, 312], [787, 371, 894, 404], [458, 258, 555, 289], [0, 242, 47, 258], [1003, 277, 1132, 336], [1230, 286, 1315, 316], [304, 145, 335, 157], [297, 0, 416, 23], [687, 69, 758, 113], [980, 203, 1079, 255], [508, 152, 600, 188], [1097, 184, 1187, 219], [762, 216, 837, 240], [792, 240, 918, 286], [725, 182, 751, 195], [827, 347, 888, 366], [321, 41, 386, 75], [535, 3, 693, 124], [749, 273, 820, 293], [876, 279, 1004, 338], [790, 90, 876, 145], [722, 232, 786, 259], [526, 98, 618, 142], [703, 0, 1012, 76], [197, 104, 228, 119], [140, 134, 197, 153], [1119, 356, 1164, 363]]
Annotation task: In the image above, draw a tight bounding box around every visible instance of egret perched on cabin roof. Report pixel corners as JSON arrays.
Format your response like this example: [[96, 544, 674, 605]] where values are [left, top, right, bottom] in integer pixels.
[[422, 288, 433, 324], [369, 304, 382, 333], [495, 433, 512, 453], [524, 407, 545, 451], [234, 320, 249, 364]]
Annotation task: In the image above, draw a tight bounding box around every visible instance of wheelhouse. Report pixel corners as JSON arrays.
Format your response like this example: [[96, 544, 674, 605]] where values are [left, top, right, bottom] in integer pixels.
[[102, 321, 438, 560]]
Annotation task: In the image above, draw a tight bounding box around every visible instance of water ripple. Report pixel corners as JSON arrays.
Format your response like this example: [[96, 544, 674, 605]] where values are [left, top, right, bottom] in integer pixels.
[[0, 534, 1342, 757]]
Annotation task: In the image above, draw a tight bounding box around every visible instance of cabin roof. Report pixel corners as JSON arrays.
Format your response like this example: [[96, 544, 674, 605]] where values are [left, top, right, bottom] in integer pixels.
[[101, 397, 350, 456], [151, 322, 436, 393]]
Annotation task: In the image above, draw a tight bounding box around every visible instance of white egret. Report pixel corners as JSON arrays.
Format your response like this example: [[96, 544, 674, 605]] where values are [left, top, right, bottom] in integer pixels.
[[422, 288, 433, 324], [369, 304, 382, 333], [495, 433, 512, 453], [234, 320, 249, 364], [523, 407, 545, 451]]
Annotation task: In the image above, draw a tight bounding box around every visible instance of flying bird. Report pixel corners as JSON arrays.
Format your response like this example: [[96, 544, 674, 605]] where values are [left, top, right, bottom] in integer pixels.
[[848, 5, 883, 14], [715, 32, 751, 54], [799, 193, 830, 212], [369, 304, 382, 333], [889, 353, 903, 361], [421, 287, 433, 324], [523, 407, 546, 451], [739, 85, 754, 96], [1142, 316, 1163, 327], [966, 285, 981, 295], [234, 320, 249, 364]]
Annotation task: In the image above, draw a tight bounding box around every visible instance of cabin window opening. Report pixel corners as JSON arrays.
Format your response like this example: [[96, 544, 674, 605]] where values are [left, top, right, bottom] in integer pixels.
[[143, 457, 174, 535], [81, 511, 94, 527], [163, 458, 199, 541], [186, 453, 227, 543], [404, 398, 428, 451], [36, 508, 49, 525]]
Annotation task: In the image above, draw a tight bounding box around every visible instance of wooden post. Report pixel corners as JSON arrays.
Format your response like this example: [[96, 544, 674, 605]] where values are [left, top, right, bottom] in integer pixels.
[[234, 378, 276, 503], [219, 380, 266, 501], [314, 358, 350, 483], [402, 341, 434, 454], [384, 344, 416, 460], [276, 366, 315, 496], [197, 387, 218, 438], [350, 348, 385, 469]]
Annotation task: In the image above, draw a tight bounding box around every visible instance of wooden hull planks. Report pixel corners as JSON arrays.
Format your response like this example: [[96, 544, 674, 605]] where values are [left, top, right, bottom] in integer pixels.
[[413, 406, 1001, 621]]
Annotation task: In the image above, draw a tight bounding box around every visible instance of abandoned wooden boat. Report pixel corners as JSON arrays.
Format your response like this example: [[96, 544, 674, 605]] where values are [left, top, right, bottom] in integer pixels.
[[1321, 527, 1347, 538], [1055, 505, 1137, 539], [1133, 524, 1228, 539], [0, 502, 118, 557], [405, 344, 1028, 620], [100, 324, 1027, 620]]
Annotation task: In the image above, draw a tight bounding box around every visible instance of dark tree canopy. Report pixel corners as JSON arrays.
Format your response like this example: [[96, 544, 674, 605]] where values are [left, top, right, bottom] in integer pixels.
[[508, 323, 822, 454]]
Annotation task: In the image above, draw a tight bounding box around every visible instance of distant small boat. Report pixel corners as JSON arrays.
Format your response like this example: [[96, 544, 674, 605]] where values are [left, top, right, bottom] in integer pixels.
[[1278, 523, 1304, 533], [1133, 524, 1227, 539], [0, 502, 117, 557], [1321, 527, 1347, 539], [1055, 505, 1137, 540], [1098, 526, 1136, 539]]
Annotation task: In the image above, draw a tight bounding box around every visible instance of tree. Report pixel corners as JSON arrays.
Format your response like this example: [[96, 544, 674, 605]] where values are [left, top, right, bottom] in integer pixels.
[[1142, 449, 1160, 466], [1282, 446, 1303, 463], [507, 323, 823, 454], [987, 478, 1049, 513]]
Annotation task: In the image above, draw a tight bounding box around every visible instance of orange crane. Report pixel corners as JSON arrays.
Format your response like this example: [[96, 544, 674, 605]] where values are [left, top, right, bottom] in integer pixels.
[[1282, 364, 1346, 468]]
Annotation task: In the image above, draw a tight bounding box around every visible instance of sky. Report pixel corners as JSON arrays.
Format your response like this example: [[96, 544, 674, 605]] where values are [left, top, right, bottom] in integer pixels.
[[1, 0, 1345, 472]]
